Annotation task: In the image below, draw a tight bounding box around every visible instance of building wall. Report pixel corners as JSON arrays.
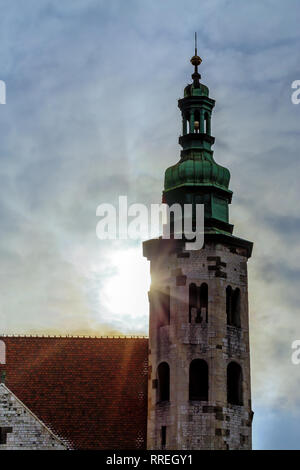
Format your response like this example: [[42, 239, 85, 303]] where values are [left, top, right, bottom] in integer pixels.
[[0, 384, 68, 450], [147, 241, 253, 450]]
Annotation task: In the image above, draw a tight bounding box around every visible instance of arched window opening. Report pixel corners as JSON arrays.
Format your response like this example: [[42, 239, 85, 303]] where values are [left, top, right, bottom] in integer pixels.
[[199, 283, 208, 323], [226, 286, 232, 324], [157, 362, 170, 402], [182, 114, 188, 135], [188, 109, 194, 133], [204, 112, 211, 135], [194, 110, 200, 133], [189, 283, 197, 323], [232, 288, 241, 327], [189, 283, 208, 323], [189, 359, 208, 401], [227, 362, 243, 405], [226, 286, 241, 327]]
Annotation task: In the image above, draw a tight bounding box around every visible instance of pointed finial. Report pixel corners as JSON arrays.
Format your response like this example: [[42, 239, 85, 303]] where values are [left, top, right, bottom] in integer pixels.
[[190, 32, 202, 68], [190, 32, 202, 87]]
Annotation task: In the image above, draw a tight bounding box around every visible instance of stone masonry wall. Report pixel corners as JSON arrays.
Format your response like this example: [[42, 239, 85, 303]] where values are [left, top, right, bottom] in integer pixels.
[[0, 383, 68, 450], [147, 241, 253, 450]]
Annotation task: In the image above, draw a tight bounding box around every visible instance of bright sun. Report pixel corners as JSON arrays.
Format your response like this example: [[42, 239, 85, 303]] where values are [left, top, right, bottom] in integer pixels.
[[100, 246, 151, 334]]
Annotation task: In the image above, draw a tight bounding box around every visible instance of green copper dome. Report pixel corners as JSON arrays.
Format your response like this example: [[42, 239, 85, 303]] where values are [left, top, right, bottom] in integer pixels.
[[184, 82, 209, 97], [162, 46, 235, 235], [164, 156, 230, 192]]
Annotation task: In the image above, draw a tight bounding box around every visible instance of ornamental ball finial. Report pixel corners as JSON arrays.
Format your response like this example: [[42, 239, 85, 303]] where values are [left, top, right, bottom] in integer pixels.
[[190, 55, 202, 67]]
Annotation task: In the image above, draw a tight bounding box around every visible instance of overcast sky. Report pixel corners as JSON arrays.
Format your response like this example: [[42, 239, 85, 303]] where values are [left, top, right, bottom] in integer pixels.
[[0, 0, 300, 449]]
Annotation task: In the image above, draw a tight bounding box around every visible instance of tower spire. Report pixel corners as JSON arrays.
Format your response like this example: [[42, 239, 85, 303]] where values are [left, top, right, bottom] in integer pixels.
[[144, 45, 254, 451], [144, 46, 254, 452], [190, 32, 202, 87]]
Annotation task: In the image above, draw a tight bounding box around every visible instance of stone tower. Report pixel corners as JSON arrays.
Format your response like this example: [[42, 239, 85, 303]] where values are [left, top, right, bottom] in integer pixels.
[[143, 42, 254, 450]]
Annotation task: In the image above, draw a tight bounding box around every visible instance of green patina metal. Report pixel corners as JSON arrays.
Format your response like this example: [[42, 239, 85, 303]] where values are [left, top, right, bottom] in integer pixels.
[[163, 49, 233, 235], [184, 82, 209, 97], [164, 155, 231, 191]]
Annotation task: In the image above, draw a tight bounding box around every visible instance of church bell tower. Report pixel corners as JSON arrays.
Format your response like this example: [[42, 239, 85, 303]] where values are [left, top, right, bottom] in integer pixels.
[[143, 37, 254, 450]]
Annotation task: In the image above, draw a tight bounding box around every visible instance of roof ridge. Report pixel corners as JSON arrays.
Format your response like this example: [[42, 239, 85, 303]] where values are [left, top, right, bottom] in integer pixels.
[[0, 334, 149, 339]]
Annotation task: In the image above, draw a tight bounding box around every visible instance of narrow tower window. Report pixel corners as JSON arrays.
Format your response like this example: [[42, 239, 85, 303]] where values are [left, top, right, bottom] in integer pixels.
[[189, 283, 197, 323], [232, 288, 241, 327], [188, 109, 194, 133], [182, 115, 188, 135], [226, 286, 241, 327], [189, 283, 208, 323], [194, 110, 200, 133], [227, 362, 243, 405], [157, 362, 170, 402], [189, 359, 208, 401], [204, 112, 211, 135], [226, 285, 232, 324], [199, 283, 208, 323]]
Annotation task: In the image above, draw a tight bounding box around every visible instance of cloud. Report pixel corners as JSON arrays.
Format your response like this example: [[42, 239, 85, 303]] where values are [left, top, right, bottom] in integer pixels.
[[253, 406, 300, 450], [0, 0, 300, 448]]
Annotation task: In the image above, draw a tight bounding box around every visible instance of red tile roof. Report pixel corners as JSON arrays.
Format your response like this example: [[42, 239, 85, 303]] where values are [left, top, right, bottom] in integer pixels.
[[0, 336, 148, 450]]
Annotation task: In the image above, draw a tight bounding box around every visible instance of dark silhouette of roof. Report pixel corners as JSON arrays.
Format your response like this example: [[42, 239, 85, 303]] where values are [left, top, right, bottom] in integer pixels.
[[0, 336, 148, 450]]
